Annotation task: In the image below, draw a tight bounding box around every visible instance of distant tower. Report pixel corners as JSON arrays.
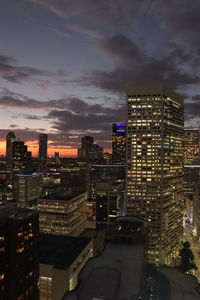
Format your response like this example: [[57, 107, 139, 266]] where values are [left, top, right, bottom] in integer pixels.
[[39, 134, 47, 171], [54, 152, 60, 164], [6, 131, 16, 183], [126, 84, 184, 265], [82, 136, 94, 149], [6, 132, 31, 193], [112, 123, 126, 164]]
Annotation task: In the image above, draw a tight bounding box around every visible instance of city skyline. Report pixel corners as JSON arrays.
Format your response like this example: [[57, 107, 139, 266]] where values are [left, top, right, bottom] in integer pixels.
[[0, 0, 200, 156]]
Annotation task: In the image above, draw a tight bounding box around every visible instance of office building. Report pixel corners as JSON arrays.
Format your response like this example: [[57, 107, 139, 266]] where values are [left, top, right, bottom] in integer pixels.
[[39, 234, 93, 300], [39, 134, 47, 172], [6, 132, 31, 183], [95, 182, 122, 225], [81, 136, 94, 149], [112, 123, 126, 164], [184, 128, 199, 165], [0, 203, 39, 300], [78, 136, 103, 163], [126, 84, 184, 265], [17, 171, 43, 208], [103, 152, 112, 164], [38, 190, 87, 236], [54, 151, 60, 164]]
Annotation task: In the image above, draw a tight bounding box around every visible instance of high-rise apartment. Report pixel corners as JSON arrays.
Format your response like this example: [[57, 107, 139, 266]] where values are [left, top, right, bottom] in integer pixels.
[[126, 84, 184, 265], [112, 123, 126, 164], [38, 134, 47, 171]]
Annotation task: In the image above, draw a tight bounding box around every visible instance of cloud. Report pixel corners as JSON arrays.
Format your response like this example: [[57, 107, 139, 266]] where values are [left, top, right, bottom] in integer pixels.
[[81, 34, 200, 93], [185, 99, 200, 121], [0, 53, 67, 83], [9, 124, 18, 128], [30, 0, 144, 30], [54, 29, 70, 38]]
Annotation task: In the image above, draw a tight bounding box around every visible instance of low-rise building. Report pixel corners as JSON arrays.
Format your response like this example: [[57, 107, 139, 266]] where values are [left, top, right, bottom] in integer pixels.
[[38, 190, 87, 236], [63, 217, 147, 300], [39, 234, 93, 300]]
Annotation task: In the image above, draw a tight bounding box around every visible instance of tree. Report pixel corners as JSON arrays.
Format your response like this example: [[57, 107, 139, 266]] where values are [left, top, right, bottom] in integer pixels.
[[179, 242, 197, 272]]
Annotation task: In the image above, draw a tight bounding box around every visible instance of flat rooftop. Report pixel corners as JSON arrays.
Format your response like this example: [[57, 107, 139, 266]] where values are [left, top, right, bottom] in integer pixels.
[[8, 207, 38, 220], [41, 190, 85, 201], [63, 241, 145, 300], [39, 234, 91, 269]]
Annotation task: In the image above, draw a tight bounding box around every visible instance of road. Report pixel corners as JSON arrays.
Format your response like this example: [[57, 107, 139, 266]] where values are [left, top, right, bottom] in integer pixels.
[[184, 226, 200, 282]]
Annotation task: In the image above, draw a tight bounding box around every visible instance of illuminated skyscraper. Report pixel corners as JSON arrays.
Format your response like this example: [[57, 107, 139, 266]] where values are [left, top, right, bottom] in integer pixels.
[[112, 123, 126, 164], [39, 134, 47, 171], [184, 128, 199, 165], [126, 84, 184, 265]]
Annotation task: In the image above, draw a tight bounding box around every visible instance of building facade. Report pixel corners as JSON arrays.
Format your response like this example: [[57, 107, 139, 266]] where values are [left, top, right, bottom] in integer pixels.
[[39, 234, 93, 300], [38, 190, 87, 236], [184, 128, 199, 165], [95, 182, 122, 226], [126, 84, 184, 265], [17, 172, 43, 208], [0, 203, 39, 300], [112, 123, 126, 164], [78, 136, 103, 163], [39, 134, 48, 172]]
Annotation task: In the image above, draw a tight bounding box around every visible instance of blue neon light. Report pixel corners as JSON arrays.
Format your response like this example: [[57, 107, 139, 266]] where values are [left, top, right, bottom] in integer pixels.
[[117, 130, 125, 133], [116, 123, 125, 126], [17, 172, 43, 177]]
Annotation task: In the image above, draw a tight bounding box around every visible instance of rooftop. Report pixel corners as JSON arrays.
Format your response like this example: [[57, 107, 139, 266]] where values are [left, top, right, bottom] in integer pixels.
[[39, 234, 91, 269], [41, 190, 85, 201], [63, 241, 145, 300], [8, 207, 38, 220], [126, 84, 183, 104]]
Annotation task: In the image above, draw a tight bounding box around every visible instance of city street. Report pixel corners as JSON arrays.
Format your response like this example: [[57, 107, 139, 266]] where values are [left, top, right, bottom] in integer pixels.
[[184, 226, 200, 282]]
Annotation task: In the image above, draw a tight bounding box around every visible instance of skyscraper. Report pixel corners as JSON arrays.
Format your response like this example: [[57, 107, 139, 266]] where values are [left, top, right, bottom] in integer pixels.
[[126, 84, 184, 265], [6, 131, 16, 184], [39, 134, 47, 171], [112, 123, 126, 164], [6, 132, 31, 197], [78, 136, 103, 163], [184, 128, 199, 165]]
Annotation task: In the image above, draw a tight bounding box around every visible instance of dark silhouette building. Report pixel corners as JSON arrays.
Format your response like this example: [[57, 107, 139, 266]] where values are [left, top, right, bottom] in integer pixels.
[[78, 136, 103, 163], [38, 134, 47, 172], [0, 203, 39, 300]]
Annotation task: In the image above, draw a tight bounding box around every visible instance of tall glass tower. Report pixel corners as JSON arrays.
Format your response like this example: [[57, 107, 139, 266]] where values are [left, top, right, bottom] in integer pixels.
[[126, 84, 184, 265]]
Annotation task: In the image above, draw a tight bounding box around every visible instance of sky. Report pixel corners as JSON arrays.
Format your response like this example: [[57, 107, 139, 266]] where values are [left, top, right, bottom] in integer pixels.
[[0, 0, 200, 156]]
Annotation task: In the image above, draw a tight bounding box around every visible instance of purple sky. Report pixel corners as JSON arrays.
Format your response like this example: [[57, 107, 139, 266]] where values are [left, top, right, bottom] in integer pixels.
[[0, 0, 200, 154]]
